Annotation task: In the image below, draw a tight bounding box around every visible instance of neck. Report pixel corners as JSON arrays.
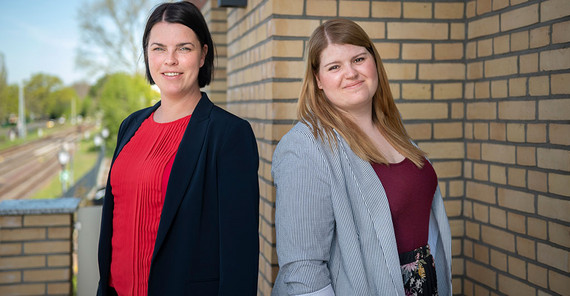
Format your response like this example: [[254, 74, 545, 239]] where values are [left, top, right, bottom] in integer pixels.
[[155, 91, 202, 123], [346, 107, 374, 132]]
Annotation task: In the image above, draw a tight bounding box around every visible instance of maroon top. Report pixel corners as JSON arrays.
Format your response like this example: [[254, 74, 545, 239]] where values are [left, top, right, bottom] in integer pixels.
[[371, 158, 437, 254]]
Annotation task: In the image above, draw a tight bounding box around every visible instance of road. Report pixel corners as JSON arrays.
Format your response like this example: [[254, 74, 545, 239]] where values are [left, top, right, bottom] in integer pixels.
[[0, 127, 83, 201]]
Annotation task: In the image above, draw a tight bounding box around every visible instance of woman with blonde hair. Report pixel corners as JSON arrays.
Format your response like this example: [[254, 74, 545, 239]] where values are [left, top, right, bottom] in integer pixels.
[[271, 18, 452, 296]]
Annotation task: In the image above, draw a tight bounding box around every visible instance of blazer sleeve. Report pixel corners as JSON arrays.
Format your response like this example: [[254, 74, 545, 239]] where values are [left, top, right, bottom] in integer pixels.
[[272, 128, 336, 295], [217, 118, 260, 295]]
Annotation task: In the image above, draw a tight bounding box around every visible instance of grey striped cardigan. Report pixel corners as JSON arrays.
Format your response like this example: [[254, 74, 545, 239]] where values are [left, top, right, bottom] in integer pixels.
[[271, 122, 452, 296]]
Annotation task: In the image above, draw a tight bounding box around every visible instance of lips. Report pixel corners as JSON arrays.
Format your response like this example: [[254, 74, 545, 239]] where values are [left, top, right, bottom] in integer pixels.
[[343, 80, 364, 89]]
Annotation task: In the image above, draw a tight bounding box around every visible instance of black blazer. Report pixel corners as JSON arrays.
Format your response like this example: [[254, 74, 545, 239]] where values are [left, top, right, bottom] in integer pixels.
[[97, 93, 260, 295]]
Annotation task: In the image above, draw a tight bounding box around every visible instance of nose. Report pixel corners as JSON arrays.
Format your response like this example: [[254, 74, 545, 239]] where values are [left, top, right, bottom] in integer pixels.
[[344, 64, 358, 79], [164, 51, 178, 65]]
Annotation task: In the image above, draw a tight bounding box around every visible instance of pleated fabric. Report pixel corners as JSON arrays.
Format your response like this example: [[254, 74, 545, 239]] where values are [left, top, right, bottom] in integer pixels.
[[109, 112, 190, 296]]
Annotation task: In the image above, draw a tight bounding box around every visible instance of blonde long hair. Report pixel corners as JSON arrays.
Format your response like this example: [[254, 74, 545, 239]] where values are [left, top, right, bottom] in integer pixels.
[[298, 18, 426, 167]]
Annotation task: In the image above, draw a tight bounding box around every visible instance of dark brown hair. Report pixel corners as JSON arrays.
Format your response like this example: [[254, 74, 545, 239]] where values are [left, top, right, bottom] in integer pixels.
[[142, 1, 214, 87]]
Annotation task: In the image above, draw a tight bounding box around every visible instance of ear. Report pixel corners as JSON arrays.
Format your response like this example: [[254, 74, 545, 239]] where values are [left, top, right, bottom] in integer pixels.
[[200, 44, 208, 68], [315, 74, 323, 89]]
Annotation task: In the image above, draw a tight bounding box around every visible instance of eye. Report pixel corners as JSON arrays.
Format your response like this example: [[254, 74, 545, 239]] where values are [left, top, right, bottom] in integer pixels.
[[328, 65, 340, 71], [179, 47, 191, 52], [151, 47, 165, 52], [354, 57, 365, 63]]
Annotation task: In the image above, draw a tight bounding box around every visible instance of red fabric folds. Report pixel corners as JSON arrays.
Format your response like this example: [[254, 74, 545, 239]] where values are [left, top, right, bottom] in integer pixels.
[[109, 113, 190, 296]]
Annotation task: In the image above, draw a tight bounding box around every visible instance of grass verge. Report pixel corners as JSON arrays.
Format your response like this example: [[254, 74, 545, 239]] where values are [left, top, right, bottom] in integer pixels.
[[30, 139, 100, 199]]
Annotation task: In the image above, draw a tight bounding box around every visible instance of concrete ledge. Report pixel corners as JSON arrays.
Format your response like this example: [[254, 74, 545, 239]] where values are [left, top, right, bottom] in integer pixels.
[[0, 198, 81, 215]]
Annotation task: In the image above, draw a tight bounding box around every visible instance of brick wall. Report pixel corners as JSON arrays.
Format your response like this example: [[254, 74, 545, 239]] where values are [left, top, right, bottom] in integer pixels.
[[0, 198, 80, 296], [201, 0, 229, 106], [203, 0, 570, 295], [463, 0, 570, 295]]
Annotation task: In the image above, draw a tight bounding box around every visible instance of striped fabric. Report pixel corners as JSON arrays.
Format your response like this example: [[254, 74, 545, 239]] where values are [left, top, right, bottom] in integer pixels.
[[272, 122, 452, 296]]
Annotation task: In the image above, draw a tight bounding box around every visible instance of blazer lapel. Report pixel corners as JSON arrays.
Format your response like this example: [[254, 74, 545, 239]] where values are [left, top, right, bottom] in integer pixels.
[[152, 93, 213, 258], [335, 134, 405, 294]]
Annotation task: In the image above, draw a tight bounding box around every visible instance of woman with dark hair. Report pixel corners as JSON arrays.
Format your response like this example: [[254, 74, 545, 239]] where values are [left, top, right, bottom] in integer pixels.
[[97, 2, 259, 295], [271, 19, 452, 296]]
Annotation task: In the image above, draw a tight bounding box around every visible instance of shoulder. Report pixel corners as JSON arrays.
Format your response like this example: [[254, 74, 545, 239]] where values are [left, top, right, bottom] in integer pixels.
[[276, 122, 319, 150], [210, 105, 249, 126], [208, 106, 255, 142], [273, 122, 331, 169]]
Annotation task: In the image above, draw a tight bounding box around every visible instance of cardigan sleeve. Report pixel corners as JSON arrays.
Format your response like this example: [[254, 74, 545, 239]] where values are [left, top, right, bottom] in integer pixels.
[[272, 127, 336, 295], [429, 186, 453, 296]]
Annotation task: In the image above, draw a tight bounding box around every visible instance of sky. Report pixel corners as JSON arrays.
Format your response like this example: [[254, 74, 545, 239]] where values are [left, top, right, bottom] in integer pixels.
[[0, 0, 163, 86], [0, 0, 86, 85]]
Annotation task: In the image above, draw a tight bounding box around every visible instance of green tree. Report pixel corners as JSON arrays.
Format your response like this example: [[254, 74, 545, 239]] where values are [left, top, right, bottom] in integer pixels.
[[24, 73, 64, 120], [79, 96, 96, 118], [0, 84, 18, 125], [93, 73, 157, 148], [45, 87, 77, 119], [0, 53, 15, 124]]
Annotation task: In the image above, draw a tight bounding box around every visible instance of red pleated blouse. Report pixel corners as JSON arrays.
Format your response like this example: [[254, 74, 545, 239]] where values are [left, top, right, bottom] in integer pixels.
[[109, 112, 190, 296], [371, 158, 437, 254]]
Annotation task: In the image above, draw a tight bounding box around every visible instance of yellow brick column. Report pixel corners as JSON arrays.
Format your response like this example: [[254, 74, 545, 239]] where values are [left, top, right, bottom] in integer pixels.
[[0, 198, 80, 295], [201, 0, 229, 106], [464, 0, 570, 295]]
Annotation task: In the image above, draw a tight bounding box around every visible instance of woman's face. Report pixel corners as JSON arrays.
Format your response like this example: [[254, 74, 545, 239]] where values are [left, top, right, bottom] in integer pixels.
[[147, 22, 207, 99], [315, 43, 378, 117]]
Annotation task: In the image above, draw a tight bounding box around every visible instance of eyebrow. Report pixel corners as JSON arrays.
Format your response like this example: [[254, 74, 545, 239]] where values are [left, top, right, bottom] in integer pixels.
[[322, 51, 368, 68], [150, 42, 196, 48]]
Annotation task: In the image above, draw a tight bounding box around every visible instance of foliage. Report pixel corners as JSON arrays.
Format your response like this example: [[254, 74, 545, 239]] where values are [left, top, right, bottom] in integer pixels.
[[0, 53, 17, 125], [0, 53, 93, 124], [0, 53, 5, 90], [0, 84, 18, 125], [91, 72, 157, 148], [46, 87, 78, 119], [76, 0, 153, 78], [79, 96, 96, 118], [24, 73, 64, 119]]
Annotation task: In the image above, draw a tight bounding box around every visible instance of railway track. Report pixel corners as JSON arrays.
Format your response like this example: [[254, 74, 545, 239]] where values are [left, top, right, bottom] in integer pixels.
[[0, 128, 83, 200]]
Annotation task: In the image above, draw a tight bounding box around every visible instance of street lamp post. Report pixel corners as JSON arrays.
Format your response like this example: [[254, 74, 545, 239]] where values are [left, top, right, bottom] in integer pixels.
[[58, 148, 70, 194], [94, 128, 110, 154], [17, 81, 27, 139]]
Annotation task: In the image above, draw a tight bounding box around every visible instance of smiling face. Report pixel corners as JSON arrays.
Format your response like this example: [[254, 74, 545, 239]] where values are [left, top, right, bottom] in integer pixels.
[[315, 43, 379, 117], [147, 22, 207, 100]]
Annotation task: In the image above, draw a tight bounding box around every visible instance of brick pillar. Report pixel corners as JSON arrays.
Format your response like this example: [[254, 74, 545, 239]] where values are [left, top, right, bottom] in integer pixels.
[[201, 0, 229, 106], [0, 198, 80, 296], [464, 0, 570, 295]]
